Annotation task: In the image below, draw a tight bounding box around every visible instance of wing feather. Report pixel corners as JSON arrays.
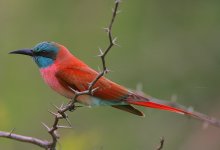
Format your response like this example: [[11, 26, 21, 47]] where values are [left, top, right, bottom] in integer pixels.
[[55, 65, 129, 101]]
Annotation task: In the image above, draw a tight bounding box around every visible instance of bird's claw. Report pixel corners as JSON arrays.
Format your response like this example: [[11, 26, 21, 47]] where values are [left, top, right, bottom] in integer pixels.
[[68, 104, 76, 112]]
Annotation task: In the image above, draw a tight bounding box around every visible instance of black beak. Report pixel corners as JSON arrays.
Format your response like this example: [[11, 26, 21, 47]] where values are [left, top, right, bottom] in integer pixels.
[[9, 49, 34, 56]]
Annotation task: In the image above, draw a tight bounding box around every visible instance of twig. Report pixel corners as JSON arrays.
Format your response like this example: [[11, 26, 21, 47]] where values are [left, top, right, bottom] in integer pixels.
[[0, 1, 121, 150], [0, 131, 50, 149], [155, 137, 164, 150]]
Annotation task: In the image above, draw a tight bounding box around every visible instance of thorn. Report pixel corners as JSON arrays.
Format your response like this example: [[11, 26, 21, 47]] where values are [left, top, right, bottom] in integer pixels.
[[98, 47, 104, 56], [88, 82, 92, 89], [41, 122, 50, 131], [68, 86, 79, 94], [51, 103, 60, 110], [54, 130, 60, 139], [65, 118, 72, 127], [103, 27, 109, 33], [57, 125, 72, 129], [48, 110, 57, 116], [91, 87, 99, 95], [105, 68, 111, 74], [61, 111, 68, 118], [9, 128, 15, 136], [112, 8, 115, 13], [116, 10, 121, 14], [112, 37, 120, 47], [60, 102, 65, 109], [55, 111, 66, 120]]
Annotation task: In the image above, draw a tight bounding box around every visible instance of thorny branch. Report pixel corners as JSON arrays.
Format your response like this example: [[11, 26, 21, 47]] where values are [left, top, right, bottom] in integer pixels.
[[0, 0, 121, 149]]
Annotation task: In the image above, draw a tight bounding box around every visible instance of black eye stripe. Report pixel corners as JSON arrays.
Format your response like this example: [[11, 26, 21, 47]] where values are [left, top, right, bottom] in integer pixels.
[[34, 51, 56, 59]]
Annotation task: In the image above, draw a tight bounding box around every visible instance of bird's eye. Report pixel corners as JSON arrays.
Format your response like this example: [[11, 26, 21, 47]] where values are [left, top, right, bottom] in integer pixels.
[[41, 50, 47, 53]]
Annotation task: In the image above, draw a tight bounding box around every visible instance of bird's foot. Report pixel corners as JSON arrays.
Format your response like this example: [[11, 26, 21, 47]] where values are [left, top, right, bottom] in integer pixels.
[[68, 104, 83, 112], [68, 104, 75, 112]]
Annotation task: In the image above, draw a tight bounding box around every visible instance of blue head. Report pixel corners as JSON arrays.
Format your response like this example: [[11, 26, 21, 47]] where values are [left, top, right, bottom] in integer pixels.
[[10, 41, 59, 68]]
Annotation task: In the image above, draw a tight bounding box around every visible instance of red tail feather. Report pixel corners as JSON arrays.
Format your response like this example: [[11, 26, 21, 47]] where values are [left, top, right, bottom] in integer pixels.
[[126, 94, 220, 127], [128, 101, 191, 115]]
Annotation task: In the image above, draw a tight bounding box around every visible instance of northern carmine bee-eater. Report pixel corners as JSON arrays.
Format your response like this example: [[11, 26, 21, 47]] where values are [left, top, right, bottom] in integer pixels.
[[9, 42, 219, 125]]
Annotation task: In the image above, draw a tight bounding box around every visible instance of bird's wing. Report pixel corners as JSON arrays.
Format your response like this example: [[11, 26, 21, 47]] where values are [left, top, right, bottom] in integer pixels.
[[55, 66, 130, 101], [56, 65, 145, 116]]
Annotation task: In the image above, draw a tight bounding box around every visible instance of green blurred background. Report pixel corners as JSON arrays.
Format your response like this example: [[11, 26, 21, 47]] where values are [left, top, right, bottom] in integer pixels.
[[1, 0, 220, 149]]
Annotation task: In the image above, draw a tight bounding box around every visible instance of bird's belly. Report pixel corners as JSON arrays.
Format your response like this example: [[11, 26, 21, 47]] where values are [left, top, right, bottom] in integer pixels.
[[40, 65, 74, 99]]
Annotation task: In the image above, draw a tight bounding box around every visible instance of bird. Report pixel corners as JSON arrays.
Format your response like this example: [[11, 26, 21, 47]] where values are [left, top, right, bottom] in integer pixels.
[[9, 41, 220, 126]]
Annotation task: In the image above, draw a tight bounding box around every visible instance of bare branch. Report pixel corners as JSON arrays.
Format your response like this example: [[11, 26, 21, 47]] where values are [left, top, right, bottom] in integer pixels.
[[87, 1, 120, 93], [41, 122, 51, 131], [0, 131, 50, 149]]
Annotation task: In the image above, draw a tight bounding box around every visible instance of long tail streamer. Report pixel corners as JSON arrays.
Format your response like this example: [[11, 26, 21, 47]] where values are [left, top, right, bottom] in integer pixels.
[[127, 94, 220, 128]]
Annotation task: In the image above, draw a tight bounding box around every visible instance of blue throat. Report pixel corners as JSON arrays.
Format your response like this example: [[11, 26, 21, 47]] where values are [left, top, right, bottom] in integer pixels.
[[34, 56, 54, 68]]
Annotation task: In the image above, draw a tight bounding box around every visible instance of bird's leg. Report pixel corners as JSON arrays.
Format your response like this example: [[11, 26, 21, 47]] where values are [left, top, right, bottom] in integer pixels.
[[68, 106, 75, 112]]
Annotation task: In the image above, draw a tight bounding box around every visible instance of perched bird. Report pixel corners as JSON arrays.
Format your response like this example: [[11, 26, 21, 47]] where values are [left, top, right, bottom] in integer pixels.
[[9, 42, 220, 126]]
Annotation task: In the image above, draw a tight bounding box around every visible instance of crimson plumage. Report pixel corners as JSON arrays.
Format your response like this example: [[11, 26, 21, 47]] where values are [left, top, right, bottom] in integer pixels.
[[10, 42, 217, 122]]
